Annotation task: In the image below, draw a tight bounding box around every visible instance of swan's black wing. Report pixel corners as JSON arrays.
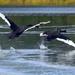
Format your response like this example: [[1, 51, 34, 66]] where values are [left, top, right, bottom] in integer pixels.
[[56, 34, 75, 47], [56, 34, 70, 40], [5, 16, 19, 31], [0, 13, 19, 31], [45, 30, 70, 41], [46, 33, 75, 47], [40, 30, 75, 47]]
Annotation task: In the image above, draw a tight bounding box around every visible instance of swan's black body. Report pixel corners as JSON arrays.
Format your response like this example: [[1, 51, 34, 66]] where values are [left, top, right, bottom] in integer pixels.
[[40, 29, 70, 41], [40, 29, 75, 47], [0, 14, 40, 40], [6, 17, 40, 40]]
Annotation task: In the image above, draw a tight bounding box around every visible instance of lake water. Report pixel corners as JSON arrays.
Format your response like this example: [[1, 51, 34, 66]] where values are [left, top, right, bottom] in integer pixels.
[[0, 6, 75, 16], [0, 6, 75, 75]]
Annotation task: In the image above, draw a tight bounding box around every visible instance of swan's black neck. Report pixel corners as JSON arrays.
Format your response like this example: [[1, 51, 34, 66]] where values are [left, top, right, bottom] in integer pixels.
[[24, 25, 33, 30]]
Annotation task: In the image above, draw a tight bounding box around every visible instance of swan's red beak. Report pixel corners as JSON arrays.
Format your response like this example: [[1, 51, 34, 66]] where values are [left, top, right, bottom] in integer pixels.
[[36, 26, 41, 29], [38, 26, 41, 29]]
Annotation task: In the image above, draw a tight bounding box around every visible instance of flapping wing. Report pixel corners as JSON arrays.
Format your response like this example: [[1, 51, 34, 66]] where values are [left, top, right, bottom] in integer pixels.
[[57, 34, 70, 40], [56, 34, 75, 47], [0, 13, 19, 31]]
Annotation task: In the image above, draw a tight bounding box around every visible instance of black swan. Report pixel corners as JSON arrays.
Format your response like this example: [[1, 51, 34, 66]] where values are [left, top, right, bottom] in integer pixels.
[[0, 13, 50, 40], [40, 29, 75, 47]]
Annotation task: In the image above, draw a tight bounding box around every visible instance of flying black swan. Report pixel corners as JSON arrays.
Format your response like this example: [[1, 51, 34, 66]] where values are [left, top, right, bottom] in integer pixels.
[[0, 13, 50, 40], [40, 29, 75, 47]]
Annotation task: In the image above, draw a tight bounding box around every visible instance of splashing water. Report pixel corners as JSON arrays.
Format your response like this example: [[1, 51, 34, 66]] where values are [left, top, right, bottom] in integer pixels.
[[8, 47, 17, 55], [40, 39, 48, 50], [65, 50, 75, 60], [0, 46, 6, 57], [40, 44, 48, 50], [0, 46, 17, 57], [57, 50, 75, 66]]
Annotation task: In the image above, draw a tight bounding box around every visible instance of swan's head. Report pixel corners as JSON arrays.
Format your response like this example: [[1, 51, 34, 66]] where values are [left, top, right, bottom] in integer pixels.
[[35, 26, 40, 29], [40, 32, 48, 37]]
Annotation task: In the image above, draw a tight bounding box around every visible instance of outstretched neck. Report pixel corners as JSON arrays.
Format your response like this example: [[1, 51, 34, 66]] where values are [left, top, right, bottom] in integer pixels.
[[24, 25, 34, 31]]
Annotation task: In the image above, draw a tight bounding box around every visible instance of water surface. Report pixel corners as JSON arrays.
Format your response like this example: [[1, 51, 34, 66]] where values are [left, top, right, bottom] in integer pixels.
[[0, 6, 75, 75], [0, 6, 75, 16]]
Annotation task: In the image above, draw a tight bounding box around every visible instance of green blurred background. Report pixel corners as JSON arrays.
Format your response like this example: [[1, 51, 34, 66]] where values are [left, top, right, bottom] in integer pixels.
[[0, 0, 75, 6]]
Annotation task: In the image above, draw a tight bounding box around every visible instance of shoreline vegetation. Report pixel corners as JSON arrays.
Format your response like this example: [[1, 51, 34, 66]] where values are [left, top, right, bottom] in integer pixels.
[[0, 0, 75, 6]]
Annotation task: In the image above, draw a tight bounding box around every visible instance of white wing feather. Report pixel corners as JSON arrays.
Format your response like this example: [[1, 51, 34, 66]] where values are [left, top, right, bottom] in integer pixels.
[[0, 13, 11, 26], [56, 38, 75, 47]]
